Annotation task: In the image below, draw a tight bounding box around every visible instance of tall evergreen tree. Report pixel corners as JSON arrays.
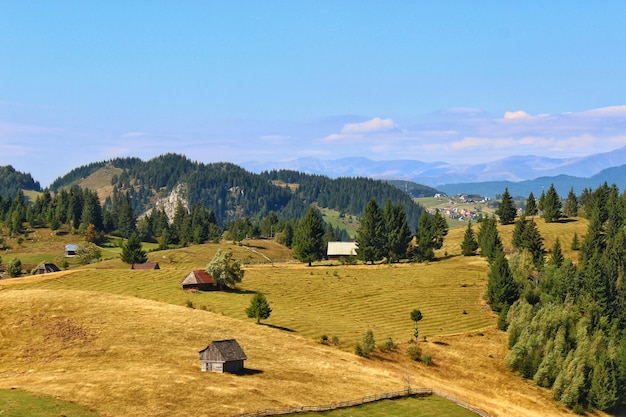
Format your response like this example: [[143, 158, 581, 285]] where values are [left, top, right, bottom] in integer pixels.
[[563, 187, 578, 217], [521, 219, 545, 269], [292, 206, 326, 266], [477, 216, 503, 263], [412, 209, 448, 262], [486, 251, 519, 312], [496, 188, 517, 225], [120, 232, 147, 264], [116, 191, 137, 238], [383, 199, 412, 263], [511, 214, 527, 250], [525, 191, 538, 216], [550, 238, 564, 268], [355, 198, 385, 264], [461, 220, 479, 256], [542, 184, 562, 223]]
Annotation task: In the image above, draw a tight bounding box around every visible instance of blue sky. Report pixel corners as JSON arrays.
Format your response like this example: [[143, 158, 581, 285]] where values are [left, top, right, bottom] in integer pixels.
[[2, 1, 626, 186]]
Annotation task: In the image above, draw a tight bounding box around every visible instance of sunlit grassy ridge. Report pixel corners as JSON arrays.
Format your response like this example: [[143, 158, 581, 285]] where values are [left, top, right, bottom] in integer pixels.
[[0, 218, 593, 417], [18, 256, 493, 345], [0, 289, 401, 417]]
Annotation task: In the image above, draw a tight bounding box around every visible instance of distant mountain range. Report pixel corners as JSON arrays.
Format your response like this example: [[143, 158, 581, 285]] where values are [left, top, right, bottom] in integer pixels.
[[242, 146, 626, 198]]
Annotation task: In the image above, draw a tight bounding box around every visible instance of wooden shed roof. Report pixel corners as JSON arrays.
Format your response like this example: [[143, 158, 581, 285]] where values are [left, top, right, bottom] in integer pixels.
[[181, 270, 215, 285], [33, 263, 61, 274], [199, 339, 247, 361], [327, 241, 357, 256], [131, 261, 160, 270]]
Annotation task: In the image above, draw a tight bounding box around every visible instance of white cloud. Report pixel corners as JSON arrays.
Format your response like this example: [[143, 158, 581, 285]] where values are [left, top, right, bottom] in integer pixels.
[[451, 137, 518, 150], [504, 110, 530, 119], [341, 117, 397, 134], [581, 105, 626, 117]]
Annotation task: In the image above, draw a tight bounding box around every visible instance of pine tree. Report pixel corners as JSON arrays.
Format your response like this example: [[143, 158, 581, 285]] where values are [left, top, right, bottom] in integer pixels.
[[525, 192, 538, 216], [245, 293, 272, 324], [563, 187, 578, 217], [120, 232, 147, 264], [571, 233, 580, 251], [550, 238, 564, 268], [496, 188, 517, 225], [487, 251, 519, 312], [477, 216, 504, 263], [412, 209, 448, 262], [383, 199, 412, 263], [461, 220, 479, 256], [511, 214, 527, 250], [542, 184, 562, 223], [355, 198, 385, 264], [521, 219, 545, 269], [292, 206, 326, 266]]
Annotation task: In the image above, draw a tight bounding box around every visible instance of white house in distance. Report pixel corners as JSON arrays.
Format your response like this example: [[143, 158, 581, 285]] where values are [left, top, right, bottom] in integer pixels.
[[327, 241, 357, 260]]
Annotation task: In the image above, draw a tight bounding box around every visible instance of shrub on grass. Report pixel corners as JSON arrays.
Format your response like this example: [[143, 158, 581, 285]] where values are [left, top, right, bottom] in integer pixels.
[[320, 334, 329, 344], [407, 344, 422, 361], [185, 300, 195, 309], [6, 258, 22, 277], [422, 353, 433, 366], [331, 335, 340, 347], [379, 337, 396, 352], [362, 329, 375, 356]]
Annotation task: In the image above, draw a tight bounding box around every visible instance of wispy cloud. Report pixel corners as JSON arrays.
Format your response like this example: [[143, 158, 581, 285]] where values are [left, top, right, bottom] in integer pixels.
[[341, 117, 397, 134]]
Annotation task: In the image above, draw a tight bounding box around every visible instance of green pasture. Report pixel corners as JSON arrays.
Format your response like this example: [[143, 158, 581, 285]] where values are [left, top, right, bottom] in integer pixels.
[[0, 389, 101, 417], [290, 395, 480, 417], [320, 207, 359, 239], [13, 253, 493, 347]]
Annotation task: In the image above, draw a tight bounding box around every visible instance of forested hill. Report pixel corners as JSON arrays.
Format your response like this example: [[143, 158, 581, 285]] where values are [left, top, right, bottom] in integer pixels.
[[260, 170, 423, 230], [49, 153, 423, 228], [0, 165, 42, 196]]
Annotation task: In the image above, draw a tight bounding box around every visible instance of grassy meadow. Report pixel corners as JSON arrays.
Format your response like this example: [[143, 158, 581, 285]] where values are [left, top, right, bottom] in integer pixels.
[[0, 217, 594, 417], [289, 395, 480, 417]]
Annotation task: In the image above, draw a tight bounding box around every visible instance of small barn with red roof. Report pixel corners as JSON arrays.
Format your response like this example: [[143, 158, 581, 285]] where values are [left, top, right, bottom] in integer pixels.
[[181, 270, 217, 291]]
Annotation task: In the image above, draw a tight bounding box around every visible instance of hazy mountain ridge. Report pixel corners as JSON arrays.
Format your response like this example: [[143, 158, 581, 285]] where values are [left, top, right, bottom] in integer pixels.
[[242, 145, 626, 186]]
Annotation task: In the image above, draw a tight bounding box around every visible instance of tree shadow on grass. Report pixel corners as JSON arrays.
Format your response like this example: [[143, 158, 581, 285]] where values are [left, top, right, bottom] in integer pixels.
[[222, 287, 256, 295], [236, 368, 264, 377], [554, 218, 578, 224], [261, 323, 296, 333]]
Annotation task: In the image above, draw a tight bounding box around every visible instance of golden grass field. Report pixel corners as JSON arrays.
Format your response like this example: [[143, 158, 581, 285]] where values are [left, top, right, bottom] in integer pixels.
[[0, 218, 597, 417]]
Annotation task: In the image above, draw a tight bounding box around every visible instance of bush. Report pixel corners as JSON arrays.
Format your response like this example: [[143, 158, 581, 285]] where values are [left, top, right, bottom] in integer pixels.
[[379, 337, 396, 352], [497, 304, 510, 331], [339, 255, 357, 265], [407, 344, 422, 361], [362, 329, 375, 357], [355, 343, 365, 357], [320, 335, 329, 344], [422, 354, 433, 366], [6, 258, 22, 277], [185, 299, 195, 309], [331, 335, 340, 347]]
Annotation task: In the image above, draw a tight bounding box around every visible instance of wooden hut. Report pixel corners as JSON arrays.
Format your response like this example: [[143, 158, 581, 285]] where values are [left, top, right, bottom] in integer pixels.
[[181, 270, 216, 291], [131, 261, 160, 270], [199, 339, 247, 373], [32, 263, 61, 275]]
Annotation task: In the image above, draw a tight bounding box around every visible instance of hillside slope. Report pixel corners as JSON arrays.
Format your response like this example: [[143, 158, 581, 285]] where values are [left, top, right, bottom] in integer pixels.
[[0, 289, 400, 417]]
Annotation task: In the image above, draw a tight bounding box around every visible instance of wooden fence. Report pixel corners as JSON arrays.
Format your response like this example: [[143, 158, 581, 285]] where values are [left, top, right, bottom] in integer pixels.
[[232, 387, 492, 417]]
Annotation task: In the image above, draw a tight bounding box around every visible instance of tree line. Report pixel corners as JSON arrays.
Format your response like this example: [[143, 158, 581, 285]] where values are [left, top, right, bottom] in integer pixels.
[[291, 198, 448, 265], [471, 182, 626, 412]]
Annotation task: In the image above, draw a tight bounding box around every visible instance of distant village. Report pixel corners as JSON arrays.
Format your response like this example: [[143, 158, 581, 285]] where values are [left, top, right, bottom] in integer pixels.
[[426, 193, 493, 222]]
